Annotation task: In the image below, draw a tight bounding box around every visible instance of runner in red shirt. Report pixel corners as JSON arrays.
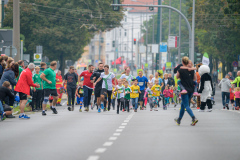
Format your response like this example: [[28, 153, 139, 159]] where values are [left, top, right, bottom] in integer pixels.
[[79, 65, 94, 111]]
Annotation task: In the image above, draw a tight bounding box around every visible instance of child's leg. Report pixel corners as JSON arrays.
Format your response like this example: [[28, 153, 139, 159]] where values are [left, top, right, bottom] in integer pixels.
[[120, 98, 124, 111], [178, 81, 186, 91], [117, 99, 120, 113], [80, 97, 83, 109], [193, 81, 198, 93]]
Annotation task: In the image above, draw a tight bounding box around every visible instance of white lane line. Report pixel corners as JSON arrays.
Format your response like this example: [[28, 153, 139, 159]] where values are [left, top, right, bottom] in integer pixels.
[[62, 101, 67, 105], [87, 156, 99, 160], [121, 123, 127, 125], [119, 126, 125, 129], [124, 120, 129, 122], [95, 148, 107, 153], [113, 133, 121, 136], [116, 129, 123, 132], [103, 142, 113, 146], [109, 137, 118, 140]]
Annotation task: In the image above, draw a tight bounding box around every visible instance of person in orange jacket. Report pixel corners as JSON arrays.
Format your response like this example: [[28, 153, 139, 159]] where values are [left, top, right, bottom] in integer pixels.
[[56, 70, 63, 106]]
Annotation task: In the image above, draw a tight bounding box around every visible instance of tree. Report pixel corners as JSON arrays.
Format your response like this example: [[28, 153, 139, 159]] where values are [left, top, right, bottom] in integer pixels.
[[4, 0, 124, 73]]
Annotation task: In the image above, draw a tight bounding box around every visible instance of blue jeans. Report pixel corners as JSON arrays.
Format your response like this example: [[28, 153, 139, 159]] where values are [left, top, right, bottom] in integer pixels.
[[132, 98, 138, 110], [83, 86, 93, 108], [0, 101, 3, 113], [221, 92, 230, 107], [179, 93, 195, 119]]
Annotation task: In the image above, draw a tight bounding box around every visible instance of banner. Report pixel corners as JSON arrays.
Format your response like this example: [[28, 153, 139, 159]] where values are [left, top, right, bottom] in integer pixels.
[[202, 52, 209, 65]]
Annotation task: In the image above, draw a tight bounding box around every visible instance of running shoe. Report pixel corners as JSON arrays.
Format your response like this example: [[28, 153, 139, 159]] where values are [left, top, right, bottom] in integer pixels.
[[193, 92, 200, 96], [223, 107, 225, 109], [91, 104, 93, 110], [79, 109, 82, 112], [206, 109, 212, 112], [42, 111, 47, 116], [84, 107, 89, 112], [19, 114, 30, 119], [72, 106, 74, 111], [236, 106, 239, 110], [154, 109, 158, 111], [68, 107, 72, 111], [150, 109, 152, 111], [1, 112, 6, 121], [134, 109, 137, 112], [101, 104, 104, 110], [226, 104, 229, 110], [180, 90, 187, 94], [191, 118, 198, 126], [174, 118, 181, 126], [122, 109, 125, 112], [52, 108, 58, 114], [98, 108, 101, 113]]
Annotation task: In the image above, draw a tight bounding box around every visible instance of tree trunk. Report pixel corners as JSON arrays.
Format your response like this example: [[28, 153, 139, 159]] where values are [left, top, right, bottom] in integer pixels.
[[209, 55, 213, 76], [59, 53, 66, 77], [222, 60, 226, 77]]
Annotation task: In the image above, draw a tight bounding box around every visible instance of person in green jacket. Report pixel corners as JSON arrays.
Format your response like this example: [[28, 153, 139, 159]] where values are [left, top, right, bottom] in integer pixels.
[[231, 71, 240, 87], [16, 60, 24, 81]]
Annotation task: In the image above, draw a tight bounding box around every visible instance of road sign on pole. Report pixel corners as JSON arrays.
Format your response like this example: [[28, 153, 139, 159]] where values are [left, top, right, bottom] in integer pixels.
[[5, 46, 17, 58], [232, 61, 238, 67], [168, 36, 177, 48], [34, 53, 42, 64], [160, 42, 167, 52]]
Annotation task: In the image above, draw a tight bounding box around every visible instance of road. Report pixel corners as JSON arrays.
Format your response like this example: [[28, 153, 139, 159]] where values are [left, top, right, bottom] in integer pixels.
[[1, 89, 240, 160]]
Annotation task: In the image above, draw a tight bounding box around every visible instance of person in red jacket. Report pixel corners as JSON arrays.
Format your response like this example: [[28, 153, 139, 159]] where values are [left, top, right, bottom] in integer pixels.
[[15, 63, 40, 119]]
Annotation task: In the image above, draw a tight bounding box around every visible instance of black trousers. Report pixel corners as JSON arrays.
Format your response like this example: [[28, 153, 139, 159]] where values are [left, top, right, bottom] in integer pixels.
[[67, 87, 76, 106], [125, 98, 130, 112], [117, 98, 125, 113], [33, 90, 43, 109], [200, 99, 212, 110]]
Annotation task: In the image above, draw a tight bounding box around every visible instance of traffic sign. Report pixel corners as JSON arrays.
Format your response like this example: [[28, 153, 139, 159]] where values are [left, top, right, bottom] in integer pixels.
[[232, 61, 238, 67], [34, 53, 42, 63], [5, 46, 17, 58], [160, 42, 167, 52]]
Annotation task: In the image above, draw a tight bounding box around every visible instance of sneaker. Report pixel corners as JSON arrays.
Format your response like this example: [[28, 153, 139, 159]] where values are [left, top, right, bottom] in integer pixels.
[[1, 112, 6, 121], [19, 114, 30, 119], [59, 104, 62, 106], [42, 111, 47, 116], [134, 109, 137, 112], [193, 92, 200, 96], [68, 107, 72, 111], [122, 109, 125, 112], [174, 118, 181, 126], [180, 90, 187, 94], [207, 109, 212, 112], [79, 109, 82, 112], [236, 106, 239, 110], [72, 106, 74, 111], [98, 108, 101, 113], [150, 109, 152, 111], [52, 108, 58, 114], [6, 115, 15, 118], [191, 118, 198, 126], [154, 109, 158, 111], [226, 104, 229, 110], [84, 107, 89, 112], [101, 104, 104, 110], [223, 107, 225, 109]]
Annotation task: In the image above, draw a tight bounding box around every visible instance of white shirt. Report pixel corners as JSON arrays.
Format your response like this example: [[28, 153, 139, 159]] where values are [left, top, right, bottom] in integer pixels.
[[164, 79, 168, 85], [100, 72, 115, 90], [120, 74, 134, 85], [116, 85, 125, 99]]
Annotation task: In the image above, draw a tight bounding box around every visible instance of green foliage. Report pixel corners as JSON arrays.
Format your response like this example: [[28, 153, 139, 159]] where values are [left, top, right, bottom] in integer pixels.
[[4, 0, 124, 71]]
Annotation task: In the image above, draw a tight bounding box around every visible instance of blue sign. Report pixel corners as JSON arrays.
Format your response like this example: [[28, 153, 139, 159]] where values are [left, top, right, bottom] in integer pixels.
[[160, 42, 167, 52], [233, 61, 238, 67]]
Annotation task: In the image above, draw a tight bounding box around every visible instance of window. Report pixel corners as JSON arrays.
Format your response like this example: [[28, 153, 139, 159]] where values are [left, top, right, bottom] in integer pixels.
[[124, 44, 127, 51], [124, 29, 127, 37]]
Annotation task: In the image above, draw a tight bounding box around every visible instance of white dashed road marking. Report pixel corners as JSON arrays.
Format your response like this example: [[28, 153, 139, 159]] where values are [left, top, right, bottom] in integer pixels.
[[113, 133, 121, 136], [87, 156, 99, 160], [103, 142, 113, 146], [95, 148, 107, 153], [109, 137, 118, 140]]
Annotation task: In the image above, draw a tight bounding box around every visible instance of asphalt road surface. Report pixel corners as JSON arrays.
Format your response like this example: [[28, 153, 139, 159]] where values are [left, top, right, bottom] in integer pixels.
[[1, 88, 240, 160]]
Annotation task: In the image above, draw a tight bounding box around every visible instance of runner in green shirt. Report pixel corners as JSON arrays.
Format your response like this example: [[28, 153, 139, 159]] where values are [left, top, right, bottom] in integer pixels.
[[16, 60, 24, 81], [40, 61, 58, 116], [32, 66, 43, 111], [124, 81, 132, 112]]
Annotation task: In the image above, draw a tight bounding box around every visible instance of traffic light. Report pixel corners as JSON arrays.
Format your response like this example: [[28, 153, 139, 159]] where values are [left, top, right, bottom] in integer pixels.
[[134, 38, 136, 45], [113, 0, 120, 11], [149, 7, 154, 11], [112, 41, 115, 47]]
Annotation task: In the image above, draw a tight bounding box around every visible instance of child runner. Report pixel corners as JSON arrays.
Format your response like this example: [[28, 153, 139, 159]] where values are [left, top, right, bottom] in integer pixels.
[[145, 83, 154, 111], [151, 79, 161, 111], [33, 66, 43, 111], [178, 60, 200, 96], [76, 81, 84, 112], [169, 86, 175, 104], [163, 85, 171, 109], [115, 79, 125, 114], [124, 81, 132, 112], [111, 85, 117, 110], [234, 87, 240, 110], [130, 79, 141, 112], [230, 85, 235, 110]]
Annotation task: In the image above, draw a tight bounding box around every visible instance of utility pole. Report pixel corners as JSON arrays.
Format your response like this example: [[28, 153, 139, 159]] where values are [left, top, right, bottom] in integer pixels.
[[152, 0, 155, 75], [191, 0, 195, 63], [159, 0, 162, 70], [168, 0, 171, 63], [131, 17, 134, 75], [145, 2, 148, 78], [13, 0, 20, 61], [114, 29, 117, 69], [98, 31, 101, 61], [178, 0, 181, 64]]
